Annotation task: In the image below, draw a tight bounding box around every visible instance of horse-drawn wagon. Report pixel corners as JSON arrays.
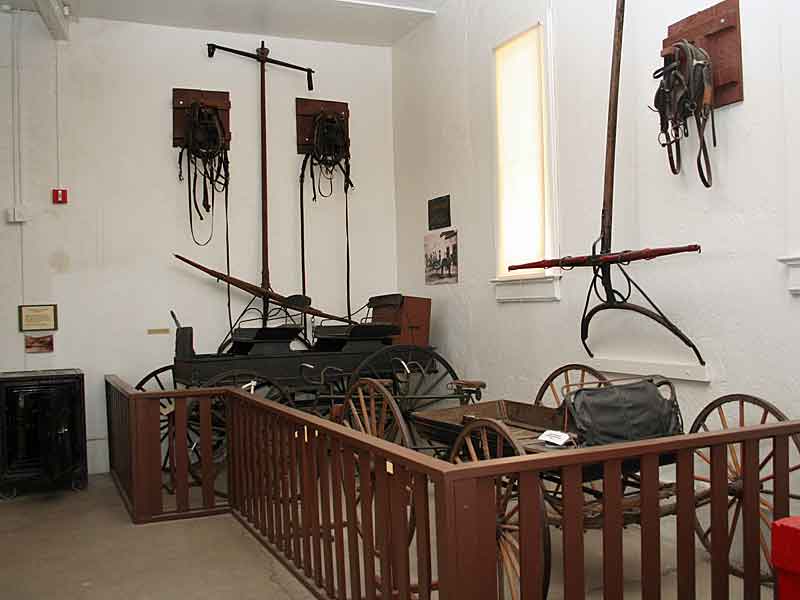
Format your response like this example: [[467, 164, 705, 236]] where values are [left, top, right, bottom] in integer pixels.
[[335, 364, 799, 598]]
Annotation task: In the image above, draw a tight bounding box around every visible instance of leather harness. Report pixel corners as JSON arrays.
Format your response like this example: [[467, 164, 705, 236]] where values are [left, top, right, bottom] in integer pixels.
[[653, 40, 717, 188]]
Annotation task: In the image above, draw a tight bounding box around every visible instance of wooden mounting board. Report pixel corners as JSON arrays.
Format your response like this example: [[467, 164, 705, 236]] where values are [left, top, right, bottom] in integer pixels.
[[296, 98, 350, 155], [172, 88, 231, 148], [662, 0, 743, 108]]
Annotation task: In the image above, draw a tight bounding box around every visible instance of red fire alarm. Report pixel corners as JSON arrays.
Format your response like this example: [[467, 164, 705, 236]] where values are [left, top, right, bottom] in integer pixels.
[[52, 188, 68, 204]]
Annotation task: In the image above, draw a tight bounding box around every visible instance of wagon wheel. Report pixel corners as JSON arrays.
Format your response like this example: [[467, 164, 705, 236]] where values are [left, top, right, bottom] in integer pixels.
[[337, 378, 417, 549], [193, 370, 290, 489], [135, 365, 186, 474], [534, 364, 608, 514], [690, 394, 800, 584], [534, 363, 608, 409], [449, 419, 551, 600], [352, 345, 465, 448]]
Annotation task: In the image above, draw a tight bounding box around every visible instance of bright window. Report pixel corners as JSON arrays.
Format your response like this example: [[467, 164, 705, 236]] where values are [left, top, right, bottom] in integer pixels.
[[495, 25, 552, 278]]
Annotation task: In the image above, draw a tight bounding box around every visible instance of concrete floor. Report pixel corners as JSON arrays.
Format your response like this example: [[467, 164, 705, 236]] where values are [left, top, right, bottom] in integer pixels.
[[0, 476, 773, 599], [0, 475, 314, 600]]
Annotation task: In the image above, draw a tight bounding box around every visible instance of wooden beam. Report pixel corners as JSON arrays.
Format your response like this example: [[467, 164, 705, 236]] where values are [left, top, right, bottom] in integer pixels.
[[33, 0, 69, 41]]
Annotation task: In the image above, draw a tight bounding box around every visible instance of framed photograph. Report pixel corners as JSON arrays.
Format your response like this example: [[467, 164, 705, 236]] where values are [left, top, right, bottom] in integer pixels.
[[424, 228, 459, 285], [18, 304, 58, 332]]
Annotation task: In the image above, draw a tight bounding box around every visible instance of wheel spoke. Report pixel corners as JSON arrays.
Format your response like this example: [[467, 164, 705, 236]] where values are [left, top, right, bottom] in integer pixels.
[[739, 397, 745, 428], [727, 500, 741, 553], [498, 539, 520, 600], [480, 428, 491, 460], [758, 450, 774, 474], [761, 462, 800, 483], [695, 449, 711, 466], [549, 383, 560, 407], [465, 437, 479, 462], [358, 388, 371, 436], [369, 388, 377, 435], [411, 357, 436, 396], [378, 395, 388, 437], [500, 502, 520, 525], [348, 400, 366, 433], [759, 528, 773, 573], [418, 371, 449, 399]]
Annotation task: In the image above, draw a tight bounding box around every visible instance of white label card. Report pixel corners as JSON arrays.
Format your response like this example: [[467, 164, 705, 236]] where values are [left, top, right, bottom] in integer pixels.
[[538, 430, 571, 446]]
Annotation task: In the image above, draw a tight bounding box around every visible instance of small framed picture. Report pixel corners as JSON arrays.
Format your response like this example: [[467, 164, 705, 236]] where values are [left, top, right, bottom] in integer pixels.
[[25, 334, 54, 354], [18, 304, 58, 332]]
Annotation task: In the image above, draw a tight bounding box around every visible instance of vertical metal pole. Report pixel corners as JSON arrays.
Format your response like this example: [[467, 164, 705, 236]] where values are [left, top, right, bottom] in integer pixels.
[[600, 0, 625, 254], [259, 43, 270, 325]]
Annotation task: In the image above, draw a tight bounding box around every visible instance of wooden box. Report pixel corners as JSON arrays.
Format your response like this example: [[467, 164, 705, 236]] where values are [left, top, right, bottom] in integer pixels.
[[172, 88, 231, 148], [662, 0, 743, 108], [371, 295, 432, 347]]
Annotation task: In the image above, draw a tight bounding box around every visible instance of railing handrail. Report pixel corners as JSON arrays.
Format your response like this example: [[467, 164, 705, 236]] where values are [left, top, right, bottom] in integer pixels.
[[228, 389, 449, 480], [105, 374, 137, 396], [105, 374, 800, 484], [444, 419, 800, 481], [104, 376, 450, 480]]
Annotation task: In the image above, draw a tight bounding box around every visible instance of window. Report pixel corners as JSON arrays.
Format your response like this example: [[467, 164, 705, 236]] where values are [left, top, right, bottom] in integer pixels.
[[495, 25, 554, 280]]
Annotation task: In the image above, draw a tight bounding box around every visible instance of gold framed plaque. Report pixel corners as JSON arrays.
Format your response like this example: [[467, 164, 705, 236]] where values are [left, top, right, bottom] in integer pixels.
[[18, 304, 58, 332]]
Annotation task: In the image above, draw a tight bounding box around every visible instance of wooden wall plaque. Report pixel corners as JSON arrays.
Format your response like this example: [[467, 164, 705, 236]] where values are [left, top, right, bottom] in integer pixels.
[[172, 88, 231, 148], [662, 0, 743, 108], [296, 98, 350, 155]]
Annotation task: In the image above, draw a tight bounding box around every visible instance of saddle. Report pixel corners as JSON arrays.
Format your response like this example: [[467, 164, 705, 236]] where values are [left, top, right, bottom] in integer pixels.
[[653, 40, 716, 188]]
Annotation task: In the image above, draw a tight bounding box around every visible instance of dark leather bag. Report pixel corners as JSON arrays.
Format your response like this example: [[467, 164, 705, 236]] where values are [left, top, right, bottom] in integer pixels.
[[564, 378, 684, 447]]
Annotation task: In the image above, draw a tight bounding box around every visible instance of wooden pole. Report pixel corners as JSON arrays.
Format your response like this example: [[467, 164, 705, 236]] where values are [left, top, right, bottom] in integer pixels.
[[600, 0, 625, 254]]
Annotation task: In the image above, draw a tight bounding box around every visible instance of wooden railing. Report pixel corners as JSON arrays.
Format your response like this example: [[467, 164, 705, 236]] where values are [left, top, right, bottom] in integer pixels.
[[226, 387, 447, 600], [107, 377, 799, 599], [105, 376, 231, 523], [438, 423, 796, 600]]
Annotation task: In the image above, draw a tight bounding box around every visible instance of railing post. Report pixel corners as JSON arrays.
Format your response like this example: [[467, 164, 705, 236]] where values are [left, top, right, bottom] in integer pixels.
[[131, 396, 162, 523], [434, 475, 496, 600]]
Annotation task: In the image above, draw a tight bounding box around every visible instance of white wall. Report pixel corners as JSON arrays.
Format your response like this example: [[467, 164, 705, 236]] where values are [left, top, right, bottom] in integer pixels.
[[0, 14, 397, 473], [392, 0, 800, 425]]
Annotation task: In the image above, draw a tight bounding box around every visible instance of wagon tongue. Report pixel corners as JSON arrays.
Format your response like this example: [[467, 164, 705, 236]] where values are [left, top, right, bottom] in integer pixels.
[[174, 254, 355, 325]]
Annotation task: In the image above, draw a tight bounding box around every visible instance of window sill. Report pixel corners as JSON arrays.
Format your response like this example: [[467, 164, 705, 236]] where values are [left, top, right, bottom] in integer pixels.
[[491, 273, 561, 303]]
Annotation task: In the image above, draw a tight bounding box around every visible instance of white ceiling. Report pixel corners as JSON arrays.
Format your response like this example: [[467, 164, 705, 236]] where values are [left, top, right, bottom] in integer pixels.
[[7, 0, 444, 46]]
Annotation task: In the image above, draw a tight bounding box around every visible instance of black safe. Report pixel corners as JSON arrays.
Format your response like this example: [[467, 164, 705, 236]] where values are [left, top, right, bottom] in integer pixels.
[[0, 369, 87, 496]]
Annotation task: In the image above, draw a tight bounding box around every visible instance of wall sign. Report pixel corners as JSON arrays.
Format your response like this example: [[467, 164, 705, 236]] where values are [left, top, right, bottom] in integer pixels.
[[24, 334, 54, 354], [428, 195, 451, 230], [18, 304, 58, 332]]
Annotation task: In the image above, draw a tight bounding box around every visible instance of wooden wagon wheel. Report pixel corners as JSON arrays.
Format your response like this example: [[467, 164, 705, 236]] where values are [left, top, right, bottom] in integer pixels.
[[534, 363, 608, 409], [337, 378, 417, 550], [195, 370, 289, 487], [534, 364, 608, 517], [449, 419, 551, 600], [352, 345, 468, 449], [135, 365, 187, 473], [690, 394, 800, 584]]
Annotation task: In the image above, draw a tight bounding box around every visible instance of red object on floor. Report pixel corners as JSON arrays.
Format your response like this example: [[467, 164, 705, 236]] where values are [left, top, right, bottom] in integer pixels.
[[773, 517, 800, 599]]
